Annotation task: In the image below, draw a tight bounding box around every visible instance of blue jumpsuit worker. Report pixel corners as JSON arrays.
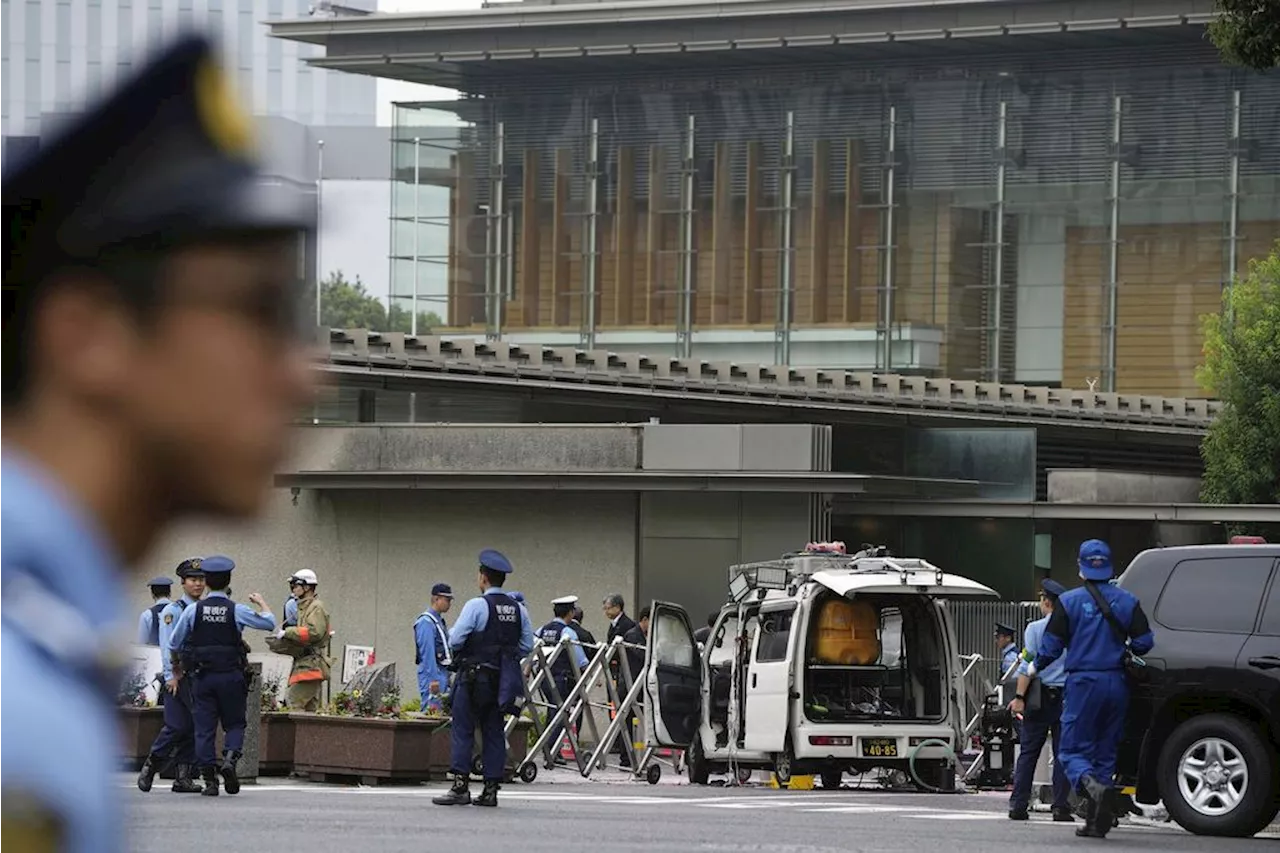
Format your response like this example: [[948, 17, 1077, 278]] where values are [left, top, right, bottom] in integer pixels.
[[138, 558, 209, 793], [138, 577, 175, 646], [1007, 578, 1072, 822], [169, 555, 277, 796], [415, 582, 455, 709], [539, 595, 592, 762], [1031, 539, 1154, 839], [0, 35, 313, 853], [433, 549, 534, 808]]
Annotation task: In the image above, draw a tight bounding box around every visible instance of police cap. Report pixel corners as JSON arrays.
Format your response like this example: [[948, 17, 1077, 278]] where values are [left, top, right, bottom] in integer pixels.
[[201, 555, 236, 573], [508, 591, 526, 604], [175, 557, 206, 578], [1041, 578, 1067, 600], [147, 576, 173, 588], [3, 35, 314, 296], [478, 549, 513, 575], [431, 583, 454, 599], [994, 622, 1016, 637], [551, 595, 579, 606]]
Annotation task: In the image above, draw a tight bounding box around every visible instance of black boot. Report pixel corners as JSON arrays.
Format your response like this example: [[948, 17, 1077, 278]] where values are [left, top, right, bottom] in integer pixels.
[[171, 764, 203, 794], [1075, 775, 1111, 838], [200, 766, 220, 797], [432, 776, 471, 806], [220, 752, 241, 796], [137, 754, 161, 792], [473, 780, 500, 807]]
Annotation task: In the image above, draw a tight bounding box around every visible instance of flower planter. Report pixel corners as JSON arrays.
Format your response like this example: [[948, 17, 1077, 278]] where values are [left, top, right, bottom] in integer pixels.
[[119, 706, 165, 770], [259, 713, 296, 776]]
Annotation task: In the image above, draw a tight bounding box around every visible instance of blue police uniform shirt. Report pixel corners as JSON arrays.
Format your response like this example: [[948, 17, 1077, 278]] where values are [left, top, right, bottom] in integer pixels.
[[555, 619, 591, 669], [1000, 642, 1020, 676], [168, 590, 276, 649], [449, 588, 535, 657], [284, 596, 299, 626], [138, 597, 172, 644], [1018, 615, 1066, 687], [1035, 583, 1154, 674], [159, 596, 199, 680], [2, 452, 130, 853], [415, 608, 452, 701]]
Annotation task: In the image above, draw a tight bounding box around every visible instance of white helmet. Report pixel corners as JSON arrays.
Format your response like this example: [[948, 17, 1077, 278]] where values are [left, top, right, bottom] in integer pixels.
[[289, 568, 319, 586]]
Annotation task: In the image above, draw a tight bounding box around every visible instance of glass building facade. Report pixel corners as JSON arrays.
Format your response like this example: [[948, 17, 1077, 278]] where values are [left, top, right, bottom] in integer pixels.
[[387, 36, 1280, 397]]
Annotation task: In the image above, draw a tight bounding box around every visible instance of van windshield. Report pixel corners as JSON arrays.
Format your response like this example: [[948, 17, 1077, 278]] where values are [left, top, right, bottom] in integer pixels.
[[802, 592, 946, 723]]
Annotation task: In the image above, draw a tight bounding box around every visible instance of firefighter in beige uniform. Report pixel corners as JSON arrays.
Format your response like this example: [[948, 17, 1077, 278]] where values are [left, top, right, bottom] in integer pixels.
[[266, 569, 332, 710]]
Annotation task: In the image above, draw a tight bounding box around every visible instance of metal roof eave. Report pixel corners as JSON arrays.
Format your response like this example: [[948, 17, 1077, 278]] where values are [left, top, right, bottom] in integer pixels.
[[840, 501, 1280, 523], [275, 469, 984, 495]]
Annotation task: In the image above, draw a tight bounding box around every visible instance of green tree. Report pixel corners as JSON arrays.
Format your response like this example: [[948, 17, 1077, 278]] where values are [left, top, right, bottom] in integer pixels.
[[1197, 241, 1280, 534], [303, 271, 448, 333], [1208, 0, 1280, 71]]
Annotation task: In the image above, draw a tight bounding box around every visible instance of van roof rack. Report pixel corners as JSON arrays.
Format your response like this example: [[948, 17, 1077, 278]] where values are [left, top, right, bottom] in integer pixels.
[[726, 547, 947, 598]]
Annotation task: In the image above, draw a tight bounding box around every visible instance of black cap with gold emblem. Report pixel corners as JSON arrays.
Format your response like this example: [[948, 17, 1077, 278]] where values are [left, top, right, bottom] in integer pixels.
[[3, 34, 314, 291], [175, 557, 206, 579]]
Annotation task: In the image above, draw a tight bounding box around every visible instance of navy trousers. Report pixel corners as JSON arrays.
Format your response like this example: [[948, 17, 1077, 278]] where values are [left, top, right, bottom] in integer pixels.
[[1058, 670, 1128, 790], [450, 670, 506, 781], [540, 670, 575, 756], [192, 669, 247, 769], [148, 678, 197, 766], [1009, 686, 1071, 812]]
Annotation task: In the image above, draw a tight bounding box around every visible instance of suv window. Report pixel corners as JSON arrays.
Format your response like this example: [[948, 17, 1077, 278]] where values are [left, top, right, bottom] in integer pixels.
[[1259, 573, 1280, 637], [1155, 556, 1276, 634]]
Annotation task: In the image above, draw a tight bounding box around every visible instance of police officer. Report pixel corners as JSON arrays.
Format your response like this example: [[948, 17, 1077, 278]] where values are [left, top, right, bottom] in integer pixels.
[[1, 35, 313, 851], [137, 558, 208, 794], [433, 549, 534, 808], [1030, 540, 1155, 838], [414, 582, 455, 710], [539, 595, 592, 762], [571, 605, 599, 651], [168, 555, 277, 796], [1007, 579, 1072, 822], [138, 577, 175, 646], [996, 622, 1020, 680]]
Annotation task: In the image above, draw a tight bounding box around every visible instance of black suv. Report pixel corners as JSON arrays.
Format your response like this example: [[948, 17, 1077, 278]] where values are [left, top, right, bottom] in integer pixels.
[[1115, 543, 1280, 837]]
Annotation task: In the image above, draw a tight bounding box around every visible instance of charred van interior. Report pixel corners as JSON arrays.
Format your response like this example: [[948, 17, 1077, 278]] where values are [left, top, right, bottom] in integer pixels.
[[802, 592, 946, 723]]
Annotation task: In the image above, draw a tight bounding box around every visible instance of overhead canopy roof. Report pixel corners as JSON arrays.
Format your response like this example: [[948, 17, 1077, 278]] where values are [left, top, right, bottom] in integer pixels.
[[268, 0, 1215, 90]]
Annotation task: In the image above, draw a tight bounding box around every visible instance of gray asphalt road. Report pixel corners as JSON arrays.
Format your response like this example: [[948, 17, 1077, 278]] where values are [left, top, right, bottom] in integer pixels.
[[125, 773, 1276, 852]]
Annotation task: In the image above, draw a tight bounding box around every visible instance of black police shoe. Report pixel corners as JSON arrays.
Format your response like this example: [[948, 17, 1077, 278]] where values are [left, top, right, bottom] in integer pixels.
[[220, 753, 241, 795], [171, 764, 203, 794], [200, 767, 220, 797], [1007, 809, 1029, 821], [137, 754, 160, 792], [432, 777, 471, 806], [1075, 775, 1112, 838], [1051, 808, 1075, 822], [473, 781, 500, 807]]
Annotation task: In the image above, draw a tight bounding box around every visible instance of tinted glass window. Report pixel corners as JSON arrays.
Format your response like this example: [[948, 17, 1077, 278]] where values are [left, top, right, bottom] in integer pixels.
[[708, 613, 739, 667], [756, 607, 795, 663], [653, 612, 695, 668], [1156, 557, 1275, 634], [1259, 574, 1280, 637]]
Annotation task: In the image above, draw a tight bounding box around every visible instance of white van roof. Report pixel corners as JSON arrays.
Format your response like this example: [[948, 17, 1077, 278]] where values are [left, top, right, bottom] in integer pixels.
[[810, 566, 997, 599]]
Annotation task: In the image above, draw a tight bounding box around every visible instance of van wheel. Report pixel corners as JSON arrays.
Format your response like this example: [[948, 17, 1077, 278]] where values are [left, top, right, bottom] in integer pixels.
[[686, 736, 710, 786], [773, 740, 794, 785], [1158, 713, 1279, 837]]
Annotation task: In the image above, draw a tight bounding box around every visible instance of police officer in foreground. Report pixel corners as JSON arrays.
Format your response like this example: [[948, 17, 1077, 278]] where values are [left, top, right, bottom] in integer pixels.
[[1029, 540, 1155, 838], [138, 576, 175, 646], [168, 555, 277, 796], [433, 549, 534, 808], [1007, 578, 1072, 822], [138, 558, 209, 794], [1, 34, 313, 851]]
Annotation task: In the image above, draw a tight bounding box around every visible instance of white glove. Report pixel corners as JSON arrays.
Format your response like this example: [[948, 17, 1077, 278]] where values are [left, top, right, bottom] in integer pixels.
[[276, 628, 286, 639]]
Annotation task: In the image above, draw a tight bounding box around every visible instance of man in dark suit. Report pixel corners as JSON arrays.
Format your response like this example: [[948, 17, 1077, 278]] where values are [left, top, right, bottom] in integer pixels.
[[603, 594, 639, 768]]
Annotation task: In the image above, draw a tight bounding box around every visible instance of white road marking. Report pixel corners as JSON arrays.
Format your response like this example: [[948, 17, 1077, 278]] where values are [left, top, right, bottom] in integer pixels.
[[913, 812, 1005, 821], [801, 806, 920, 815]]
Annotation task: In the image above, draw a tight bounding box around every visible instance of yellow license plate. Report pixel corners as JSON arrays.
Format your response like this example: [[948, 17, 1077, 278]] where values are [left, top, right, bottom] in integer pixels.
[[861, 738, 898, 758]]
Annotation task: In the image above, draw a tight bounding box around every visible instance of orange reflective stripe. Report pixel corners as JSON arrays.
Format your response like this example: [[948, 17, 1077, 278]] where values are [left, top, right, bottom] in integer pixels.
[[296, 626, 311, 644], [288, 670, 325, 684]]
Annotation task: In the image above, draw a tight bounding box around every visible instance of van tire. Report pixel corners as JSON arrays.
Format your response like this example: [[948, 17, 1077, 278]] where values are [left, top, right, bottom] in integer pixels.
[[687, 736, 710, 786], [1158, 713, 1279, 838], [773, 738, 794, 785]]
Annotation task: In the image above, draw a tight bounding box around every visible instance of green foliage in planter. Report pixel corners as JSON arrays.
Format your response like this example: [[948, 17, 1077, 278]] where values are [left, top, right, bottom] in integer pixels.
[[327, 685, 405, 719], [118, 671, 153, 708], [261, 673, 286, 712]]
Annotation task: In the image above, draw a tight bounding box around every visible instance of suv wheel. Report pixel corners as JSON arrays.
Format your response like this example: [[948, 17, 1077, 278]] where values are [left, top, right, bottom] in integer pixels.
[[1158, 713, 1279, 837]]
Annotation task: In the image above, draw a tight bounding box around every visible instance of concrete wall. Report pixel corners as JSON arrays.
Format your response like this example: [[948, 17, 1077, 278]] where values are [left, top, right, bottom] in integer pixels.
[[1046, 469, 1202, 504], [143, 488, 639, 695]]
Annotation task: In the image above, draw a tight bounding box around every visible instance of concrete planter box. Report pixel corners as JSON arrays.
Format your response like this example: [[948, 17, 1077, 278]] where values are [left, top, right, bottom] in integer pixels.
[[259, 713, 297, 776], [291, 714, 533, 785], [119, 706, 165, 770]]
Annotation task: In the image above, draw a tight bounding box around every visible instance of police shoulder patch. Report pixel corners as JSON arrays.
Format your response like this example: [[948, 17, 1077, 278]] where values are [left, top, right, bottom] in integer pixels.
[[2, 791, 65, 853], [164, 613, 174, 625]]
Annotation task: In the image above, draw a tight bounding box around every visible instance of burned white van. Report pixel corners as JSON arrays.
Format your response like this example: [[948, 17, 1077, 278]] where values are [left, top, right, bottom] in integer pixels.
[[641, 545, 997, 790]]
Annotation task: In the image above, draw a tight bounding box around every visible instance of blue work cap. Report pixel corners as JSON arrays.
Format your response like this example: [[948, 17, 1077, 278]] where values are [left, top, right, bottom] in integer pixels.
[[147, 576, 173, 588], [1078, 539, 1113, 581], [431, 583, 454, 598], [175, 557, 206, 578], [201, 555, 236, 573], [478, 549, 513, 575], [1041, 578, 1067, 599], [508, 591, 526, 604], [994, 622, 1016, 637]]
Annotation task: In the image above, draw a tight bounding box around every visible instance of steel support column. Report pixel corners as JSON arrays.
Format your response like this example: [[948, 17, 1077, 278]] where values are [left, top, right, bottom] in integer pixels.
[[582, 118, 601, 349], [1226, 89, 1242, 313], [990, 101, 1008, 383], [880, 106, 898, 373], [412, 136, 421, 337], [776, 110, 796, 366], [1104, 95, 1123, 393], [676, 114, 696, 359], [485, 122, 507, 340]]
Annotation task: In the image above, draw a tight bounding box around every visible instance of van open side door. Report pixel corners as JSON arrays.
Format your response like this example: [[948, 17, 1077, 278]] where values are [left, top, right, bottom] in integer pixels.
[[644, 601, 702, 748], [743, 601, 798, 753]]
